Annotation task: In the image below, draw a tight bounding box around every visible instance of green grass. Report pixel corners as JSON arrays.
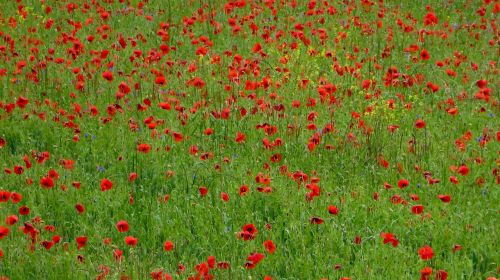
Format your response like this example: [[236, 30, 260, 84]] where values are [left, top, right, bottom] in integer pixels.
[[0, 0, 498, 279]]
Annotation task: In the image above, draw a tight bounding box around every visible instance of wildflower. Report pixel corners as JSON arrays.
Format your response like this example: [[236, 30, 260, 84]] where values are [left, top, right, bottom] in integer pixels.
[[381, 232, 398, 247], [76, 236, 88, 250], [418, 245, 434, 260], [124, 236, 138, 246], [116, 220, 129, 233], [100, 178, 113, 191], [264, 240, 276, 254], [415, 119, 426, 129], [163, 240, 174, 252]]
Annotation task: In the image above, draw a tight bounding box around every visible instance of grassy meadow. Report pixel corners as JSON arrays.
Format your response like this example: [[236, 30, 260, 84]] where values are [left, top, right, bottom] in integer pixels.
[[0, 0, 499, 279]]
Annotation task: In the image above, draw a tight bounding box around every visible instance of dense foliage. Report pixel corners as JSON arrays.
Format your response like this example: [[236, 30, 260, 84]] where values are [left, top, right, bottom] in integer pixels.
[[0, 0, 499, 279]]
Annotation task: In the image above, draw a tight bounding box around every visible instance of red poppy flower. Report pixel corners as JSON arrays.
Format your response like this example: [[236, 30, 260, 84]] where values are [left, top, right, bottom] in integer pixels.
[[204, 128, 213, 135], [437, 194, 451, 203], [446, 107, 458, 115], [235, 132, 246, 143], [116, 220, 129, 232], [415, 119, 426, 129], [397, 179, 409, 189], [172, 132, 183, 142], [328, 205, 339, 215], [52, 235, 61, 243], [72, 181, 81, 189], [217, 262, 230, 269], [155, 75, 166, 85], [380, 232, 398, 247], [10, 192, 21, 203], [418, 245, 434, 260], [159, 102, 171, 110], [436, 270, 448, 280], [60, 159, 75, 170], [118, 82, 131, 95], [239, 185, 249, 196], [354, 235, 362, 244], [423, 12, 438, 26], [100, 178, 113, 191], [270, 153, 282, 163], [378, 157, 389, 169], [0, 191, 11, 203], [305, 183, 320, 201], [420, 267, 432, 280], [449, 176, 459, 184], [243, 224, 258, 235], [16, 96, 29, 109], [102, 71, 113, 81], [137, 143, 151, 153], [113, 249, 123, 262], [220, 192, 229, 202], [124, 236, 138, 246], [199, 186, 208, 197], [452, 244, 462, 253], [310, 217, 324, 224], [189, 145, 199, 155], [427, 82, 440, 93], [76, 236, 88, 250], [13, 165, 24, 175], [19, 206, 30, 215], [41, 240, 54, 250], [128, 172, 138, 182], [205, 255, 216, 269], [263, 240, 276, 254], [412, 205, 424, 214], [163, 240, 174, 251], [457, 165, 469, 176], [75, 203, 85, 214], [476, 79, 487, 88], [5, 215, 18, 226], [192, 77, 205, 89], [420, 49, 430, 60], [48, 169, 59, 179], [195, 262, 209, 276], [40, 176, 54, 189], [245, 252, 265, 269], [0, 226, 10, 240], [239, 224, 258, 241]]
